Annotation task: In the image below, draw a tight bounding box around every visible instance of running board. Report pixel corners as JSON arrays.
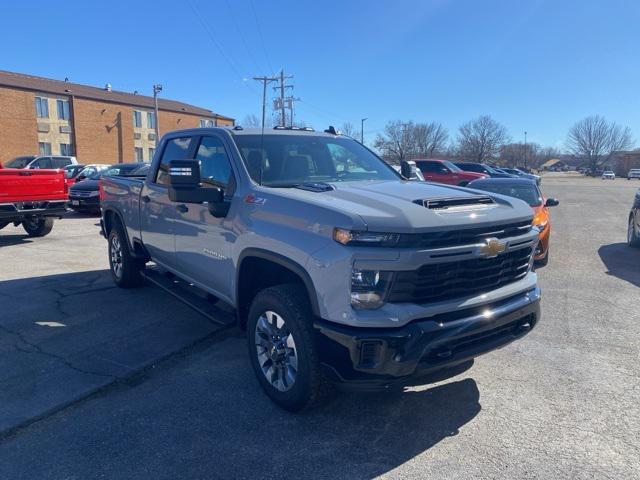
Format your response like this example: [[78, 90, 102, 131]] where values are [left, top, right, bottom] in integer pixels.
[[141, 267, 236, 328]]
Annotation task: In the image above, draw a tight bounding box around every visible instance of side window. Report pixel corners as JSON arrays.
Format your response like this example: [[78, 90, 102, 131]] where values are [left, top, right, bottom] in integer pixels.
[[195, 136, 234, 192], [52, 157, 70, 168], [422, 161, 442, 174], [32, 157, 53, 169], [155, 137, 194, 185]]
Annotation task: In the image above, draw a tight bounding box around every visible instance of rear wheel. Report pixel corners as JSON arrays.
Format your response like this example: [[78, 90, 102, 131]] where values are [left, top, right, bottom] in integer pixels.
[[247, 284, 330, 412], [628, 215, 640, 248], [22, 217, 54, 237], [108, 222, 145, 287]]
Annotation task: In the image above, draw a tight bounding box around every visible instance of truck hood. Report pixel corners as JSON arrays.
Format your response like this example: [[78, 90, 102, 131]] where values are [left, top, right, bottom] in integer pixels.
[[270, 180, 534, 233]]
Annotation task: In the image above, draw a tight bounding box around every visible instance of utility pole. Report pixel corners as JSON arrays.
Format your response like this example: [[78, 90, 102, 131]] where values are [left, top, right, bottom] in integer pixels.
[[153, 84, 162, 141], [252, 75, 278, 129], [273, 69, 294, 127], [361, 118, 368, 144], [524, 131, 528, 169]]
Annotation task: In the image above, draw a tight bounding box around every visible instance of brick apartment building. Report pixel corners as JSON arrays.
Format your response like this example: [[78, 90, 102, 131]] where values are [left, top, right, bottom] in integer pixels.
[[0, 70, 234, 165]]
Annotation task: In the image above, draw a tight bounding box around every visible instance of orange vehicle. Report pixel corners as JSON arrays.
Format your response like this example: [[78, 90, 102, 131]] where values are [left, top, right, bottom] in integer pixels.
[[467, 178, 559, 266]]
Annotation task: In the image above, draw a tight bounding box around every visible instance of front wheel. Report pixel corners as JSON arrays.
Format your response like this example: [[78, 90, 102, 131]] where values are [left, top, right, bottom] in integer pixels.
[[22, 217, 54, 237], [247, 284, 331, 412], [628, 215, 640, 248]]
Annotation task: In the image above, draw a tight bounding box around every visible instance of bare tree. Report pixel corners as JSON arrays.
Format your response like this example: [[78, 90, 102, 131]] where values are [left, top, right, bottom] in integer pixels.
[[457, 115, 510, 163], [242, 114, 261, 127], [500, 142, 562, 169], [566, 115, 634, 171], [373, 120, 416, 165], [414, 122, 449, 157], [340, 122, 358, 138]]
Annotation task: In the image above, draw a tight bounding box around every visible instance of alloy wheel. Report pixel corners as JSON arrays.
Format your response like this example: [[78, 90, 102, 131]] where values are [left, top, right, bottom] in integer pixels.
[[110, 235, 123, 280], [254, 310, 298, 392]]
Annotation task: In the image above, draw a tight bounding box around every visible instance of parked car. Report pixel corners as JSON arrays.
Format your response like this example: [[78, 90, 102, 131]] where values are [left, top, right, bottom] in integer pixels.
[[0, 166, 67, 236], [69, 162, 146, 214], [468, 178, 558, 266], [73, 164, 111, 183], [628, 188, 640, 247], [63, 164, 86, 188], [414, 159, 487, 186], [602, 171, 616, 180], [454, 162, 515, 178], [4, 155, 78, 169], [101, 127, 541, 411], [499, 167, 541, 185], [627, 169, 640, 180]]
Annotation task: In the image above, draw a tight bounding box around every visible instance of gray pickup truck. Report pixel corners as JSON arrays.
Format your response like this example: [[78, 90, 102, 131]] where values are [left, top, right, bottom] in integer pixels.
[[100, 126, 541, 411]]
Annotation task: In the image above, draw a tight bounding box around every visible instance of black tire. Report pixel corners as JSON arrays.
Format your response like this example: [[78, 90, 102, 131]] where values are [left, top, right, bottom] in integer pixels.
[[108, 221, 145, 287], [247, 284, 331, 412], [628, 215, 640, 248], [22, 217, 54, 237]]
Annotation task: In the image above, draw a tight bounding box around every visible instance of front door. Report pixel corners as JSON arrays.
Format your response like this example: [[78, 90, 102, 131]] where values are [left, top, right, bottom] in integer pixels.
[[173, 134, 238, 302], [140, 136, 196, 269]]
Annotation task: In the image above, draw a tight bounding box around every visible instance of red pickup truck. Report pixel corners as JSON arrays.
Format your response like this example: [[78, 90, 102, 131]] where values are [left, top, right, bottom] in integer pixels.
[[0, 164, 68, 237], [414, 159, 488, 186]]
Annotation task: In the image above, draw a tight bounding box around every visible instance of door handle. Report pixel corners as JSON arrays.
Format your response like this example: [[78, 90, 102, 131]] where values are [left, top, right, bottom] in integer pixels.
[[142, 195, 151, 203], [176, 204, 188, 213]]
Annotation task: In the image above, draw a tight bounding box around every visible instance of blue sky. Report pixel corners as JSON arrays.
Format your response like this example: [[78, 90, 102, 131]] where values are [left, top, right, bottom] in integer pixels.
[[2, 0, 639, 148]]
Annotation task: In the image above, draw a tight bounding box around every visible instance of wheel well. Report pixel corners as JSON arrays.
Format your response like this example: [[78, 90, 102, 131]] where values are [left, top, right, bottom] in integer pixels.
[[237, 256, 314, 329], [103, 210, 116, 235], [103, 210, 149, 261]]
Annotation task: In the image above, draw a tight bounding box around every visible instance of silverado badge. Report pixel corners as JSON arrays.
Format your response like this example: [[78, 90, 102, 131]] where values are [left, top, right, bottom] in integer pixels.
[[480, 237, 508, 258]]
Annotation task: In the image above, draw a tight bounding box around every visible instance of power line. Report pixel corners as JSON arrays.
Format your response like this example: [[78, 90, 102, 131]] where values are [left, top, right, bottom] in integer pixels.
[[249, 0, 276, 75], [186, 0, 259, 97], [224, 0, 266, 75]]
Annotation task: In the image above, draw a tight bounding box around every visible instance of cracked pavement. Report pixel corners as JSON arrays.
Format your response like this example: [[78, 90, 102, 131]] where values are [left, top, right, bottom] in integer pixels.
[[0, 175, 639, 479]]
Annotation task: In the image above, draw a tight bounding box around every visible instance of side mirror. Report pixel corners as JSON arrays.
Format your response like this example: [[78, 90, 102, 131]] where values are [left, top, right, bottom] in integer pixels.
[[545, 198, 559, 207], [167, 159, 223, 204], [400, 160, 413, 179]]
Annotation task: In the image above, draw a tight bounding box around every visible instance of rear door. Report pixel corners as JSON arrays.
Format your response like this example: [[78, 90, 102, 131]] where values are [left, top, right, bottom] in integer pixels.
[[173, 134, 238, 301], [419, 161, 454, 184], [140, 136, 197, 269], [29, 157, 53, 169]]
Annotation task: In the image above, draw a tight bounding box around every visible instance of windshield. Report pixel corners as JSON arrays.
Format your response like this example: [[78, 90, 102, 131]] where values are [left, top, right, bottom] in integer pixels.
[[471, 182, 542, 206], [232, 134, 400, 186], [5, 156, 36, 168]]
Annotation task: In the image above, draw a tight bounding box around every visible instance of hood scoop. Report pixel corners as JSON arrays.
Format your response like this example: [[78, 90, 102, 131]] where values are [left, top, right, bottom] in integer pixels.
[[415, 195, 495, 210], [294, 182, 335, 192]]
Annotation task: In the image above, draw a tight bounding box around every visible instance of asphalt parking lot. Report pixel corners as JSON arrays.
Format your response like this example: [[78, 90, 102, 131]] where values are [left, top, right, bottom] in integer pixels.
[[1, 173, 639, 479]]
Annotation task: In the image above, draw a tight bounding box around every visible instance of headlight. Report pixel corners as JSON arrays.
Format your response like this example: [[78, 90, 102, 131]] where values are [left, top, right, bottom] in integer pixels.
[[333, 228, 399, 246], [534, 220, 548, 232], [350, 269, 392, 309]]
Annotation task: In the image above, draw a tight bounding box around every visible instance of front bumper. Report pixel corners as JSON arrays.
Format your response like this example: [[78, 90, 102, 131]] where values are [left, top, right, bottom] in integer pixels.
[[314, 287, 540, 390], [68, 195, 100, 210]]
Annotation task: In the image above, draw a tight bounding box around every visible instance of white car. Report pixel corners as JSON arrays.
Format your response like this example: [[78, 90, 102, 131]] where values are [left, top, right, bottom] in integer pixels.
[[602, 171, 616, 180], [4, 155, 78, 169], [627, 169, 640, 180]]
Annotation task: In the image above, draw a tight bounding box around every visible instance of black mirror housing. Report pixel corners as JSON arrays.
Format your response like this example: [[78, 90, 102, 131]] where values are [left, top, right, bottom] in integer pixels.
[[400, 160, 413, 179], [167, 159, 224, 204], [545, 198, 559, 207]]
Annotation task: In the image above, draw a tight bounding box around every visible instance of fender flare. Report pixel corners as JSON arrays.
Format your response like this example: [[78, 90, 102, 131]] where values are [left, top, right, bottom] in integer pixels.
[[236, 248, 321, 317]]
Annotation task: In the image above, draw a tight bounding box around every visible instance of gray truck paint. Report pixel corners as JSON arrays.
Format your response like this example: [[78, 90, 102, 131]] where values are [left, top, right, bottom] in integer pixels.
[[101, 127, 538, 328]]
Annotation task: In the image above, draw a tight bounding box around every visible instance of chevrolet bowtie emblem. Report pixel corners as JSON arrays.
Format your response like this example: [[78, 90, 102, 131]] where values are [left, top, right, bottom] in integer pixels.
[[480, 237, 507, 258]]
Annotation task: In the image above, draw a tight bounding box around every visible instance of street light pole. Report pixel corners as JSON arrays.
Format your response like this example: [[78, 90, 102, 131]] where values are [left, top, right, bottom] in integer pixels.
[[524, 131, 528, 168], [361, 118, 368, 144], [153, 84, 163, 142]]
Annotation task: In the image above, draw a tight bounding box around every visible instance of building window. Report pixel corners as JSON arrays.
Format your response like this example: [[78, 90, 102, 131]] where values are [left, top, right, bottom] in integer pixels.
[[133, 110, 142, 128], [199, 119, 215, 128], [147, 112, 156, 129], [135, 147, 144, 161], [39, 142, 52, 155], [56, 99, 70, 120], [199, 119, 206, 128], [35, 97, 49, 118], [149, 147, 155, 160], [60, 143, 73, 156]]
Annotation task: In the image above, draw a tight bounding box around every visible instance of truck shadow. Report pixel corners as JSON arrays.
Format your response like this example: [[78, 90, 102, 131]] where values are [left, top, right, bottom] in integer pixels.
[[598, 243, 640, 288], [0, 233, 33, 247]]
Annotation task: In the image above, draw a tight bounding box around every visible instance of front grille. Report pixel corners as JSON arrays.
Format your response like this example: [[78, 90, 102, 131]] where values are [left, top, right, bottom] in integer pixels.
[[395, 220, 532, 249], [388, 247, 532, 304], [70, 191, 94, 198]]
